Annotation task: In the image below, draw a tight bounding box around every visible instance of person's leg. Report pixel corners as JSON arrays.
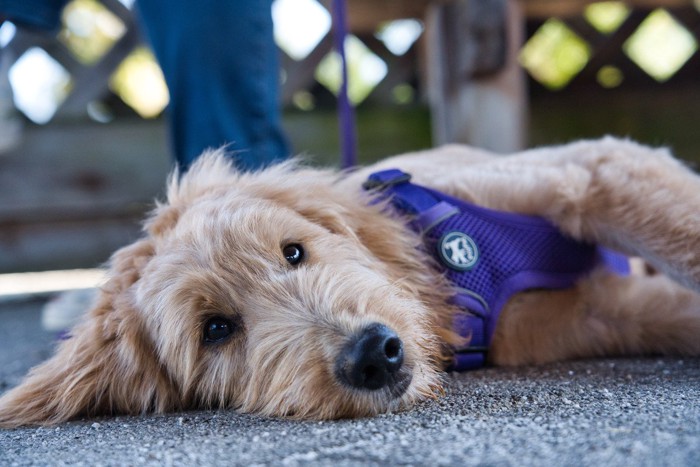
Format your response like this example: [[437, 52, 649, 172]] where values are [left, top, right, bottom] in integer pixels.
[[135, 0, 289, 171], [0, 0, 69, 30]]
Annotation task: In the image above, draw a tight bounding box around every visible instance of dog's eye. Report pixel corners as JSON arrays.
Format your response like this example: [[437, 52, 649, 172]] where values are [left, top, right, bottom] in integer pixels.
[[282, 244, 304, 265], [203, 317, 236, 344]]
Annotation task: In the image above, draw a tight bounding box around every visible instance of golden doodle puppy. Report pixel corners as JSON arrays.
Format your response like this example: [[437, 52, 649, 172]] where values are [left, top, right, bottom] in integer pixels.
[[2, 137, 700, 427]]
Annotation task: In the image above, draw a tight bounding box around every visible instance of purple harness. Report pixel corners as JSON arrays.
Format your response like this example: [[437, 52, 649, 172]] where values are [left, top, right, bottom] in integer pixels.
[[364, 169, 630, 371]]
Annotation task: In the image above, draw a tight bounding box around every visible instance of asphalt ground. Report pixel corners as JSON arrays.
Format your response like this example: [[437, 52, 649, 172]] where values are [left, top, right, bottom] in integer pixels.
[[1, 298, 699, 466]]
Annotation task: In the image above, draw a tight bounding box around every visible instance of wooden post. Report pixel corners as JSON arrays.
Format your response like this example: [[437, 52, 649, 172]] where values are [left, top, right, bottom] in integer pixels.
[[425, 0, 526, 153]]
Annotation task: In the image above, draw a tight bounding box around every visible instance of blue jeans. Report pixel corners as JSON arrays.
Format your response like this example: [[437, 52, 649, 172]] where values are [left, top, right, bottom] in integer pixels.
[[0, 0, 68, 30], [136, 0, 290, 170], [1, 0, 290, 170]]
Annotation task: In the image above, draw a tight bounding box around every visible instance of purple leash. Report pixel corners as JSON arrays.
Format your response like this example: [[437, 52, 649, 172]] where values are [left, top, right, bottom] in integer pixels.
[[331, 0, 357, 168]]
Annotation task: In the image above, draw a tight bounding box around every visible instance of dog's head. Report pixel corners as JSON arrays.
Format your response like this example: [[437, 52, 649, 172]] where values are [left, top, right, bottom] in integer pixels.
[[0, 151, 460, 426]]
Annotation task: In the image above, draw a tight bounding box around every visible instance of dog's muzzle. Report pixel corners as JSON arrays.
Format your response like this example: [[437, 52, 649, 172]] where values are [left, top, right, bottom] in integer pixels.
[[335, 323, 406, 392]]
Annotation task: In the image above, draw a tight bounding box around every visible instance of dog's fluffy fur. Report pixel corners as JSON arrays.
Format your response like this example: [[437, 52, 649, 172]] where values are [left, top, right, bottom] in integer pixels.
[[2, 137, 700, 427]]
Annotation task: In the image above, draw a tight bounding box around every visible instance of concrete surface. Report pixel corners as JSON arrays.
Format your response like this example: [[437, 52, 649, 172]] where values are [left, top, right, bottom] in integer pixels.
[[1, 298, 699, 466]]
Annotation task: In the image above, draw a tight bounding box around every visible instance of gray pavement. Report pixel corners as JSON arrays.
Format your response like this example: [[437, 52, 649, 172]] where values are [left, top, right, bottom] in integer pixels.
[[1, 298, 699, 466]]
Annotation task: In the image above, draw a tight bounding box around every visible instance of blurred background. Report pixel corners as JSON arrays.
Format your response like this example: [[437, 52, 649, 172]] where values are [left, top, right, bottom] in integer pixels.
[[0, 0, 699, 294]]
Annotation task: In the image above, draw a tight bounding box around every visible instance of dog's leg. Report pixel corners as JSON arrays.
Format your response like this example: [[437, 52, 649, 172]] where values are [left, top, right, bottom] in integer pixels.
[[490, 271, 700, 366], [537, 138, 700, 292]]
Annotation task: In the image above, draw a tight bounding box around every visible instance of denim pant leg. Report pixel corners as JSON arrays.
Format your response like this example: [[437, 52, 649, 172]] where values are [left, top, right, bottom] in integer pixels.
[[0, 0, 68, 30], [135, 0, 290, 170]]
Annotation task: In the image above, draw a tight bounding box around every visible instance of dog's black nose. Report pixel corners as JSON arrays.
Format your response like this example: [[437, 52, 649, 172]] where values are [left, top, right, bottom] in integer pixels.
[[335, 323, 404, 390]]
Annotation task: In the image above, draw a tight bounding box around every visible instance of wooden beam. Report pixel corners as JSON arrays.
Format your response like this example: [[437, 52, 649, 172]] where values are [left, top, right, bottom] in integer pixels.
[[317, 0, 442, 34], [521, 0, 696, 19], [426, 0, 526, 152], [341, 0, 698, 31]]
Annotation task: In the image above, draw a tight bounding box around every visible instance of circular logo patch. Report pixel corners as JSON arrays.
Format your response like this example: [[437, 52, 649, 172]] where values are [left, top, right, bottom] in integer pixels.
[[438, 231, 479, 271]]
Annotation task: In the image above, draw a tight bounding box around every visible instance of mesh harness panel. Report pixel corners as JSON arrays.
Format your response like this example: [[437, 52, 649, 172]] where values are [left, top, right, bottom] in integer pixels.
[[364, 169, 629, 370]]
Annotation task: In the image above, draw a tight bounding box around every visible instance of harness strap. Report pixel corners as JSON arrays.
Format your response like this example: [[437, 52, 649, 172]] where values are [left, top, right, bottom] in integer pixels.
[[365, 169, 630, 371]]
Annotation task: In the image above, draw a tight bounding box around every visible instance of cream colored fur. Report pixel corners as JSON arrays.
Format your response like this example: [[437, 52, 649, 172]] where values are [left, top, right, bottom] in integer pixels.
[[1, 137, 700, 427]]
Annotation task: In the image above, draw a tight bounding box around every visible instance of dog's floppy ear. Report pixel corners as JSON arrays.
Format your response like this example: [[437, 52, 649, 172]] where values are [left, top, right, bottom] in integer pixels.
[[0, 239, 181, 427], [0, 152, 240, 427]]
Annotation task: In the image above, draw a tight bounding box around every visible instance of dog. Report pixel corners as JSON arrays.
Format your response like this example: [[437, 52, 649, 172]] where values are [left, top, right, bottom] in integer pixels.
[[2, 137, 700, 427]]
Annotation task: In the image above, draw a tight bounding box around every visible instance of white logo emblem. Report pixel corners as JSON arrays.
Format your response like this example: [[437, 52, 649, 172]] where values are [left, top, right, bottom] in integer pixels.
[[438, 231, 479, 271]]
